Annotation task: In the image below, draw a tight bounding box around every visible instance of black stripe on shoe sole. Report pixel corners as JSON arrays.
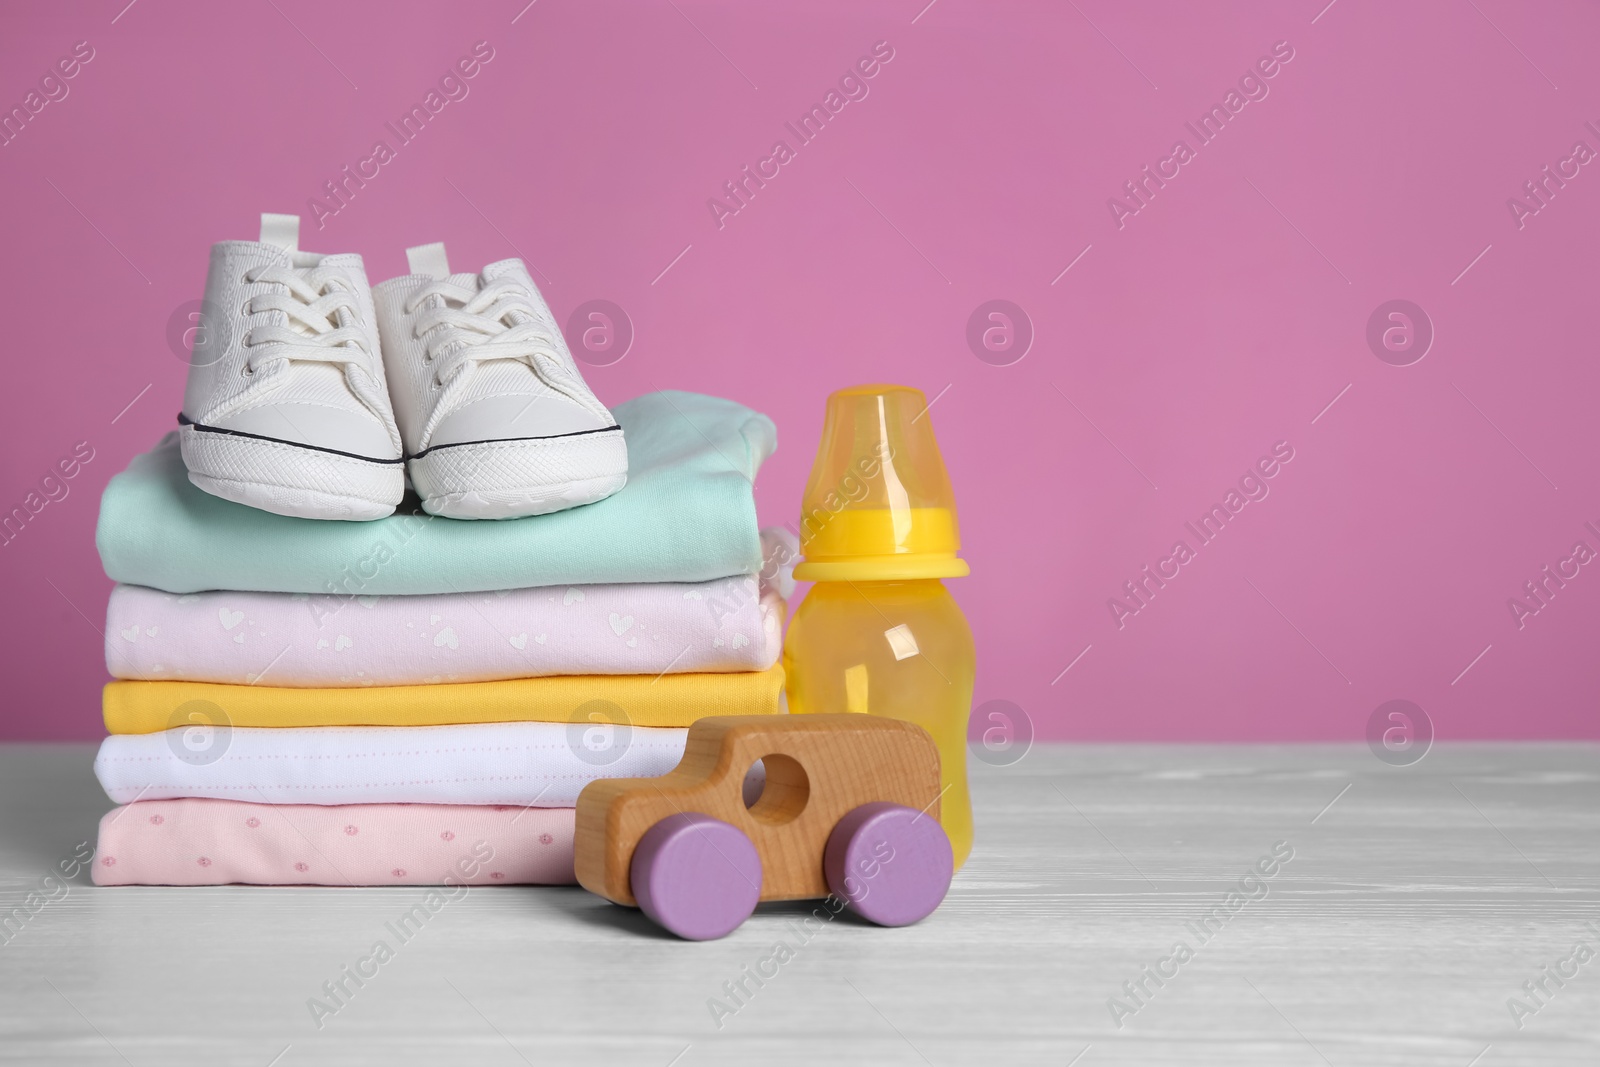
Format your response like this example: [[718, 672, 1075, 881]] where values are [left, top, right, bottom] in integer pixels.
[[177, 414, 405, 465]]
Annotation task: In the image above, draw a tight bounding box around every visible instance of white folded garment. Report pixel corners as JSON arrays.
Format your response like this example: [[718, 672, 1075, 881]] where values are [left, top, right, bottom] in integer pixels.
[[93, 721, 688, 807]]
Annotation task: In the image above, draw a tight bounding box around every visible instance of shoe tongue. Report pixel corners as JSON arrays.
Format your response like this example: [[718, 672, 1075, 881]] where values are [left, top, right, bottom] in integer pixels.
[[270, 358, 380, 426], [452, 359, 554, 411], [433, 269, 548, 398], [277, 359, 362, 407], [260, 213, 299, 252], [449, 271, 546, 399]]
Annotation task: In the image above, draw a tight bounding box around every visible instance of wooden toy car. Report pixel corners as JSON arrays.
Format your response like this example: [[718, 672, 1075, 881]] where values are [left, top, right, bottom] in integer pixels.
[[574, 714, 955, 940]]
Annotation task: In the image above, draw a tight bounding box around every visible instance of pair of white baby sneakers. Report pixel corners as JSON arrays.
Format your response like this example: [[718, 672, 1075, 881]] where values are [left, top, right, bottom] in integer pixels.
[[178, 213, 628, 521]]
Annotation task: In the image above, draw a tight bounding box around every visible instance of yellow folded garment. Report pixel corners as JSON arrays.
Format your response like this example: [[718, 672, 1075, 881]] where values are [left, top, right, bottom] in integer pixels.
[[103, 666, 785, 734]]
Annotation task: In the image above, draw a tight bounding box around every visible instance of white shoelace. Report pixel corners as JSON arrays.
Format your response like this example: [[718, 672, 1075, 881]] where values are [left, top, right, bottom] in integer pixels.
[[404, 278, 573, 389], [241, 265, 372, 375]]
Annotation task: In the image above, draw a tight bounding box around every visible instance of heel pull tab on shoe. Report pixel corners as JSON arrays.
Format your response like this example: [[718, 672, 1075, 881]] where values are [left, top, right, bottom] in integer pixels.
[[259, 213, 300, 252], [406, 242, 450, 278]]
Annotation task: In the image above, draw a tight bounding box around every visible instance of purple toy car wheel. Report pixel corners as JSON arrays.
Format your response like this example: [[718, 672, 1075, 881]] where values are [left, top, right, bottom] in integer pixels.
[[824, 801, 953, 927], [630, 812, 762, 940]]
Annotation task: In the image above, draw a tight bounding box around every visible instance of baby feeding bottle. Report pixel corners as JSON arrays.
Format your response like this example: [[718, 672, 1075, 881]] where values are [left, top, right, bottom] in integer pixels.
[[782, 384, 975, 868]]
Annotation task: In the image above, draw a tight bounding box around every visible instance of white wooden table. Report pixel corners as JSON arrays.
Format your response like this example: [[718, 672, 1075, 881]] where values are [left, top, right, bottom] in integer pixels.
[[1, 742, 1595, 1066]]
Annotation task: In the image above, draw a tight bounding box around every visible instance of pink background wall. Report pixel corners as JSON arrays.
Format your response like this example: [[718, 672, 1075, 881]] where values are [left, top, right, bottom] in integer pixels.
[[2, 0, 1597, 742]]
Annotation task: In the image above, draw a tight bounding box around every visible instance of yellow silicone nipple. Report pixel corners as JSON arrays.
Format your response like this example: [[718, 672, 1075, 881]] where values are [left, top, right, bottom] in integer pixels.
[[793, 384, 969, 581]]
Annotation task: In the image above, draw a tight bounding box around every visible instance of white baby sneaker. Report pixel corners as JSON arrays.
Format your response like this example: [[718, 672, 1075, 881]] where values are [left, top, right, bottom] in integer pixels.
[[179, 214, 404, 520], [373, 242, 627, 520]]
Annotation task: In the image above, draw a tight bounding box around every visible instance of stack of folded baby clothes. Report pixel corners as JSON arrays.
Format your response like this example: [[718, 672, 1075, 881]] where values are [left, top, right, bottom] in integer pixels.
[[90, 390, 787, 887]]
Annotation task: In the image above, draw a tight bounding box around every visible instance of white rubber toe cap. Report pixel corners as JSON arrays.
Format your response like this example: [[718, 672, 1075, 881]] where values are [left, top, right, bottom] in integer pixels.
[[212, 402, 398, 460], [429, 394, 610, 449], [410, 427, 627, 520], [179, 423, 404, 521]]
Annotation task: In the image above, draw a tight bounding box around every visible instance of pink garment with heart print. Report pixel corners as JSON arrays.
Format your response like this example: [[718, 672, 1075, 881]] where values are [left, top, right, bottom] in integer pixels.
[[92, 798, 576, 886], [105, 574, 782, 687]]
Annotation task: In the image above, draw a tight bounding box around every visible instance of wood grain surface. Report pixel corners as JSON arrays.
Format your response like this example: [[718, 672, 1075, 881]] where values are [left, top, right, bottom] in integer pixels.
[[0, 741, 1595, 1065]]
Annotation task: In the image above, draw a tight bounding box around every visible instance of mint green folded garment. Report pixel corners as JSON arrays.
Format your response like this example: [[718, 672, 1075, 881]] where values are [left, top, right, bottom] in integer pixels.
[[97, 391, 775, 595]]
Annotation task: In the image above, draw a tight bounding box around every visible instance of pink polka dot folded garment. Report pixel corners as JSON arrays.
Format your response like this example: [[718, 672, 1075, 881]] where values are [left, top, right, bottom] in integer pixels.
[[92, 799, 576, 886]]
